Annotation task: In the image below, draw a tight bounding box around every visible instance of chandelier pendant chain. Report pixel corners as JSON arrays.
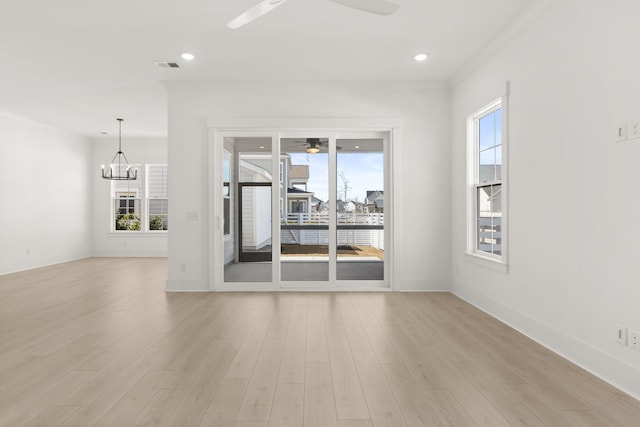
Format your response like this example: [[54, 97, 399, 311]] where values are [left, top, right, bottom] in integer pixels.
[[102, 118, 138, 181]]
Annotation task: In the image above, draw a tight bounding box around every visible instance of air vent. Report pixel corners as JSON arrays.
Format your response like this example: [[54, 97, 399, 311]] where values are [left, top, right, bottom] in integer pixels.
[[154, 62, 180, 69]]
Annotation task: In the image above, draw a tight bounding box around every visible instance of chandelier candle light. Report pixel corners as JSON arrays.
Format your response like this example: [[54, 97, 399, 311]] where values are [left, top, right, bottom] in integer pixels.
[[101, 118, 138, 180]]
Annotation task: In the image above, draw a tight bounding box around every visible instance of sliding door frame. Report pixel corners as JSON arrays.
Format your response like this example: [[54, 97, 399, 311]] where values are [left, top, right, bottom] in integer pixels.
[[208, 118, 399, 291]]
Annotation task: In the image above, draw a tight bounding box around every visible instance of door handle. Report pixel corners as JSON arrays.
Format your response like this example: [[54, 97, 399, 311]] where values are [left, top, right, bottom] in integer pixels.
[[217, 216, 224, 229]]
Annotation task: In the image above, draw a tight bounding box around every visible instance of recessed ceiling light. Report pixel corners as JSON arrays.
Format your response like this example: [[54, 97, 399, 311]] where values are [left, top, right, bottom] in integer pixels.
[[354, 145, 360, 149], [181, 52, 195, 61], [414, 53, 429, 62], [259, 146, 265, 149]]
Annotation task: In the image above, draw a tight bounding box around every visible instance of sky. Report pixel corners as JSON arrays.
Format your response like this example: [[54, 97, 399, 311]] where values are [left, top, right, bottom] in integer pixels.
[[288, 152, 384, 202], [479, 107, 503, 182]]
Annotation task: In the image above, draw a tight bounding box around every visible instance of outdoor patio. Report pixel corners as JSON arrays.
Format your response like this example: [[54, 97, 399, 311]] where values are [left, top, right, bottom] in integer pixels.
[[223, 259, 384, 282]]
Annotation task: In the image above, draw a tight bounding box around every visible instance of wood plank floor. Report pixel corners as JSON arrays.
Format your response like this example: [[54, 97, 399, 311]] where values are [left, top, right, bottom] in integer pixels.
[[1, 257, 639, 426]]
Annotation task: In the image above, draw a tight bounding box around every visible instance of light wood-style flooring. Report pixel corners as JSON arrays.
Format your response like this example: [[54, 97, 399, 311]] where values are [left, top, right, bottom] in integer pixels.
[[1, 258, 639, 426]]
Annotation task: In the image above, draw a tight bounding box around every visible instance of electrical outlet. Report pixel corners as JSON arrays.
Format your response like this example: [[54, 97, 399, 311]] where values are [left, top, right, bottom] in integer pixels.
[[179, 262, 187, 273], [616, 123, 627, 142], [617, 326, 628, 345], [629, 120, 640, 140], [630, 330, 640, 350]]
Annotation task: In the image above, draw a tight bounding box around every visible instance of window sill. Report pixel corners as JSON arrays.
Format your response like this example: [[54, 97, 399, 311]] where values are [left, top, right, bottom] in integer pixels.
[[108, 231, 168, 236], [465, 252, 509, 274]]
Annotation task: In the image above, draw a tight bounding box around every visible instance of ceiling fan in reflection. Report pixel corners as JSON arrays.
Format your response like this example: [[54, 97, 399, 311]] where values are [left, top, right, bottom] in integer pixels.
[[291, 138, 343, 154], [227, 0, 400, 29]]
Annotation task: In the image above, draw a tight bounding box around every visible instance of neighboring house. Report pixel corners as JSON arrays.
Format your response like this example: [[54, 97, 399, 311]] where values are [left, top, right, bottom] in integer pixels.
[[289, 164, 310, 191], [281, 156, 317, 215], [336, 200, 356, 213], [365, 190, 384, 213], [287, 187, 314, 214]]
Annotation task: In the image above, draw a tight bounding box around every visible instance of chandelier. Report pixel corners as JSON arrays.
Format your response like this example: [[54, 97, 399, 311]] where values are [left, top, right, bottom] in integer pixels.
[[101, 118, 138, 180]]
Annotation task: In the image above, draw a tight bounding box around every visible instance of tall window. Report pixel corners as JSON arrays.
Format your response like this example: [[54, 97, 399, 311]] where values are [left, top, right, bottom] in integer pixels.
[[111, 163, 168, 232], [468, 98, 505, 261], [147, 164, 168, 231]]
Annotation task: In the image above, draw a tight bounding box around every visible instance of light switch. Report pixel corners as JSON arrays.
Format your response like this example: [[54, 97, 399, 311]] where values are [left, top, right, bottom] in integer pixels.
[[628, 120, 640, 139]]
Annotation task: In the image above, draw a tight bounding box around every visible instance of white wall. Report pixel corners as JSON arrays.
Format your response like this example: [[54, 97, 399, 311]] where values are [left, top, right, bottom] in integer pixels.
[[91, 138, 168, 257], [165, 81, 451, 291], [241, 186, 272, 250], [0, 114, 91, 274], [451, 0, 640, 398]]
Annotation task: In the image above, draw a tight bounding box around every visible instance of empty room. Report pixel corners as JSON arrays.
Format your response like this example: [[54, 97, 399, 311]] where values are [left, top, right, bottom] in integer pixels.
[[1, 0, 639, 425]]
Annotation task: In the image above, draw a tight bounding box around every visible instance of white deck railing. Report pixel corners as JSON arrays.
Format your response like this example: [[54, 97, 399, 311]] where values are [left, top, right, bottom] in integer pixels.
[[281, 212, 384, 225], [281, 213, 384, 249]]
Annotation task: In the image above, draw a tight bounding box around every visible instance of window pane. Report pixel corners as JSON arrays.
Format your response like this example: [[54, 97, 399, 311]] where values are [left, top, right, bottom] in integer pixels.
[[147, 165, 168, 198], [149, 199, 168, 230], [495, 108, 502, 146], [479, 112, 496, 150], [479, 148, 496, 182], [111, 169, 142, 232], [477, 186, 492, 218], [239, 153, 272, 183], [337, 140, 385, 281], [115, 198, 141, 231], [280, 139, 329, 282], [476, 184, 502, 255]]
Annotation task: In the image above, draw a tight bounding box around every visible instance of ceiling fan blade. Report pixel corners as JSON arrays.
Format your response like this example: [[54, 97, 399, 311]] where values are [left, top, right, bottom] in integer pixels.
[[327, 0, 399, 15], [227, 0, 288, 29]]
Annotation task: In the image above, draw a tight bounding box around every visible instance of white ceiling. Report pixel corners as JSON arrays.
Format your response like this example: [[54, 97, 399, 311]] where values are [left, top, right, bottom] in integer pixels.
[[0, 0, 534, 138]]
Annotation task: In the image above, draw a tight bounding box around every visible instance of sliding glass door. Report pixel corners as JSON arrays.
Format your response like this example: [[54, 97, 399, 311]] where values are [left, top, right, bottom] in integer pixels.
[[215, 130, 390, 289]]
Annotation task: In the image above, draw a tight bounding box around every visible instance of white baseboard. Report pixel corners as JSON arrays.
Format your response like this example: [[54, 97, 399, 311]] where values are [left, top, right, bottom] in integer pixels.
[[0, 253, 91, 276], [451, 280, 640, 400], [394, 277, 450, 291], [92, 250, 168, 257]]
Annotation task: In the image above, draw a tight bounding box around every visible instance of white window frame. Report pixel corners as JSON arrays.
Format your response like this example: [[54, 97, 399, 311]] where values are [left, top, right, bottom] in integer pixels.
[[466, 97, 508, 269], [110, 163, 169, 233]]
